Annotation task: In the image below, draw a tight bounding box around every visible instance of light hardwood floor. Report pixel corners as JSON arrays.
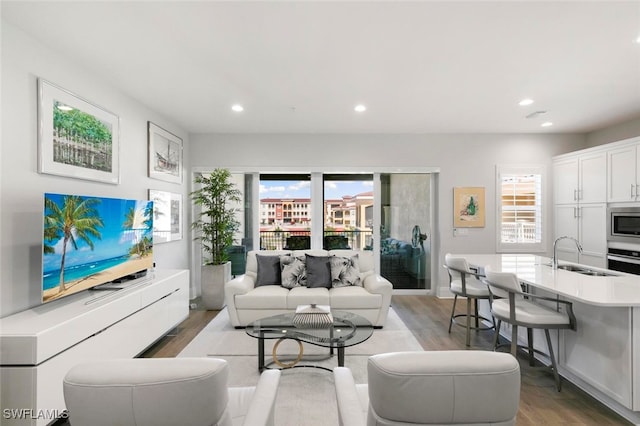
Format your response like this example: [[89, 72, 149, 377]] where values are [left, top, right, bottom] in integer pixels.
[[141, 295, 632, 425]]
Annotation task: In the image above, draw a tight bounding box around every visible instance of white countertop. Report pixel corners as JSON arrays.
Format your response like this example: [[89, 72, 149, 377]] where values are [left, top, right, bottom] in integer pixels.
[[456, 254, 640, 307]]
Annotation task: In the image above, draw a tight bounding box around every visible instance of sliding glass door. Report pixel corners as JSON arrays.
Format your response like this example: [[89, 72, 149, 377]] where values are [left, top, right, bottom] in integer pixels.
[[379, 173, 431, 290]]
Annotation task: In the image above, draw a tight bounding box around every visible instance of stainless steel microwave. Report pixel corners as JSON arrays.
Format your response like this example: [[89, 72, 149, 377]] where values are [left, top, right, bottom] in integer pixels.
[[608, 207, 640, 243]]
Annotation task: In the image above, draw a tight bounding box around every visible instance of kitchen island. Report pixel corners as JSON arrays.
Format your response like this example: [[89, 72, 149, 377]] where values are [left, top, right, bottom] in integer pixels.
[[456, 254, 640, 424]]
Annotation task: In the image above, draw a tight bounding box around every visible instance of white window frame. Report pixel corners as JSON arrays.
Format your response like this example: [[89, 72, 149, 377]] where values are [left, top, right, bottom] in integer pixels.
[[495, 164, 546, 253]]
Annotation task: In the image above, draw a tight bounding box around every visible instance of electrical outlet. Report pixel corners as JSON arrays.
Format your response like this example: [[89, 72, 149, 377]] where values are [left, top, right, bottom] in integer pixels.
[[453, 228, 469, 237]]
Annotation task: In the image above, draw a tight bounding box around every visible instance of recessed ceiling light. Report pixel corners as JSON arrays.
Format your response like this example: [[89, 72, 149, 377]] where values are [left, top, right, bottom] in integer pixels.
[[635, 35, 640, 44], [541, 122, 553, 127], [518, 98, 534, 106], [231, 104, 244, 112], [354, 104, 367, 113]]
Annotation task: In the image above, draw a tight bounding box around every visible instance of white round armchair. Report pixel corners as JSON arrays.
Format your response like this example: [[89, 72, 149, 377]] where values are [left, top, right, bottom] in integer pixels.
[[334, 350, 521, 426], [63, 357, 280, 426]]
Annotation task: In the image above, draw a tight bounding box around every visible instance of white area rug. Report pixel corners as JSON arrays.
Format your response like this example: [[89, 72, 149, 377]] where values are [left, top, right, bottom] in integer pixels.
[[178, 308, 423, 426]]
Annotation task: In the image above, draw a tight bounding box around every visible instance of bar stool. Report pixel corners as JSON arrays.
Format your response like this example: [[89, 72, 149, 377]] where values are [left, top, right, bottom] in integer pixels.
[[484, 268, 576, 391], [443, 254, 495, 347]]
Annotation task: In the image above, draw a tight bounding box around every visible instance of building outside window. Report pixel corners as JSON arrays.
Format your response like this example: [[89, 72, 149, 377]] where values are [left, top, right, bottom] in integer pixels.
[[323, 175, 374, 250], [496, 165, 545, 253], [259, 174, 311, 249]]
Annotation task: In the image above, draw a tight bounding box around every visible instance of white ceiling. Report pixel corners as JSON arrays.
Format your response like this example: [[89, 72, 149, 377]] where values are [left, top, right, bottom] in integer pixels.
[[3, 1, 640, 134]]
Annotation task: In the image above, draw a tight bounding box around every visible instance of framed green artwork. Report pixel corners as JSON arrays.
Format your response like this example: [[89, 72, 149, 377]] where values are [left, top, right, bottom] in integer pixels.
[[38, 79, 120, 184], [453, 187, 485, 228]]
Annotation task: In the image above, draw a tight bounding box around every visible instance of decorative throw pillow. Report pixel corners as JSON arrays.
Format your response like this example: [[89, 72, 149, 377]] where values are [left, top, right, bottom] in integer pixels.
[[280, 255, 307, 288], [330, 254, 361, 287], [255, 255, 282, 286], [305, 254, 332, 288]]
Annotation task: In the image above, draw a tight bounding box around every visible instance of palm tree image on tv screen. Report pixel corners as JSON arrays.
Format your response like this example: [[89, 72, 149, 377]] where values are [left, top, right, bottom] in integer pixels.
[[42, 193, 154, 303]]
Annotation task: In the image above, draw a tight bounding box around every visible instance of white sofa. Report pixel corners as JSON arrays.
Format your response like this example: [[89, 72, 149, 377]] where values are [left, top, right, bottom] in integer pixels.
[[224, 249, 393, 327]]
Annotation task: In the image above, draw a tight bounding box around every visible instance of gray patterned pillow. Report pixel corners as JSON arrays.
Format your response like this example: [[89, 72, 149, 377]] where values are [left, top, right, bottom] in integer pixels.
[[280, 255, 307, 288], [330, 254, 361, 287]]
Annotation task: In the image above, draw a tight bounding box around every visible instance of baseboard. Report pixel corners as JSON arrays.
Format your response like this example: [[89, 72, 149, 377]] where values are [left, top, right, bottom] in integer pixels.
[[559, 367, 640, 425]]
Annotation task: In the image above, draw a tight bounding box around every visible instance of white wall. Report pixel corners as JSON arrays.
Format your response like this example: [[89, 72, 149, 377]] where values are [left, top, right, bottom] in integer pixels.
[[585, 116, 640, 148], [1, 22, 192, 316], [189, 133, 586, 294]]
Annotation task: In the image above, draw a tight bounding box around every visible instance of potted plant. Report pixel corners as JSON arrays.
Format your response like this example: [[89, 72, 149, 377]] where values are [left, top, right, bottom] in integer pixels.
[[191, 168, 241, 310]]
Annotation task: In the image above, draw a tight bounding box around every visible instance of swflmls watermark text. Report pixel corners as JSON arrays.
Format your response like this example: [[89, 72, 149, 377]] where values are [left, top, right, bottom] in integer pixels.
[[2, 408, 68, 420]]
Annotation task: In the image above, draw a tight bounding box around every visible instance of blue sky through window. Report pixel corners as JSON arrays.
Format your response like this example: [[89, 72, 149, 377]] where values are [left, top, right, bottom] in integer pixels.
[[260, 180, 373, 199]]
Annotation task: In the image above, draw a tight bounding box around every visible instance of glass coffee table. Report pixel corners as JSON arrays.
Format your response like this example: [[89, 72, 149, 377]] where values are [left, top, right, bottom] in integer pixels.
[[246, 310, 374, 371]]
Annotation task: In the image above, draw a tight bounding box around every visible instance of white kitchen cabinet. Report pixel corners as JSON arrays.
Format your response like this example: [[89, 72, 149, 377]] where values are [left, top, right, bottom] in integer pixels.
[[578, 203, 608, 268], [607, 143, 640, 203], [553, 150, 606, 205], [553, 149, 607, 268], [553, 157, 579, 204], [579, 152, 608, 203], [554, 203, 607, 268], [560, 302, 633, 409], [554, 204, 580, 262]]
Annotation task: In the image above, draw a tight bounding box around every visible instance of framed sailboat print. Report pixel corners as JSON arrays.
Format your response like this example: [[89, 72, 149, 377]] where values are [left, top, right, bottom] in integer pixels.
[[148, 121, 183, 184]]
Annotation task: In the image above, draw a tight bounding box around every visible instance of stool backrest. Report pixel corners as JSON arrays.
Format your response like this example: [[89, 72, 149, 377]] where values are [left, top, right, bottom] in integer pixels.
[[484, 268, 523, 299], [444, 253, 471, 281]]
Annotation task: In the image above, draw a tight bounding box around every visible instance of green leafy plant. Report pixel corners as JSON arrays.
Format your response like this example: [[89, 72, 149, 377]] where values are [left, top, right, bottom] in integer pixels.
[[191, 169, 241, 265]]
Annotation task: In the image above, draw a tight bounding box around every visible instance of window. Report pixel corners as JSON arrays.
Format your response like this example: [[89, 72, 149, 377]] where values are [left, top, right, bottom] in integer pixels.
[[496, 165, 545, 253], [259, 174, 311, 250], [323, 174, 373, 250]]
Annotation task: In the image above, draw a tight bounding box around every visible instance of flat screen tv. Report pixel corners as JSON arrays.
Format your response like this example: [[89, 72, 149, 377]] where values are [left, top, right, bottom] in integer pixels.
[[42, 192, 154, 304]]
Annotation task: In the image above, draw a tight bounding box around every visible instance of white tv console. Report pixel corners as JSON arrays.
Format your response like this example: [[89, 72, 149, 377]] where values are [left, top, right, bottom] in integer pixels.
[[0, 269, 189, 426]]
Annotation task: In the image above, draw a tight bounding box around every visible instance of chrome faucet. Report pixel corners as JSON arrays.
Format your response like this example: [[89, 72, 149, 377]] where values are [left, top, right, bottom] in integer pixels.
[[552, 236, 583, 269]]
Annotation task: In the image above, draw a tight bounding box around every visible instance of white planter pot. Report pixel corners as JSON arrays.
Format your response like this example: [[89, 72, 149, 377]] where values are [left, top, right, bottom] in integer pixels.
[[201, 262, 231, 310]]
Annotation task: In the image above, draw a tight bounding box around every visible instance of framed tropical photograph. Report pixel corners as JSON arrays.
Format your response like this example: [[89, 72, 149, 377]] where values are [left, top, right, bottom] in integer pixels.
[[453, 186, 485, 228], [149, 189, 183, 243], [37, 79, 120, 184], [148, 122, 183, 184]]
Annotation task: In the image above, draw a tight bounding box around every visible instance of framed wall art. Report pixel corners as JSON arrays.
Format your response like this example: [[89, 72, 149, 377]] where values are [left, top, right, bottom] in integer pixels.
[[37, 79, 120, 184], [148, 122, 183, 184], [453, 186, 485, 228], [149, 189, 183, 243]]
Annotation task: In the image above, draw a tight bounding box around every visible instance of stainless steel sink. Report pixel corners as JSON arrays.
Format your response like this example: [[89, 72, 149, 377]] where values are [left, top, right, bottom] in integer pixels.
[[578, 270, 617, 277], [544, 263, 619, 276], [556, 265, 586, 272]]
